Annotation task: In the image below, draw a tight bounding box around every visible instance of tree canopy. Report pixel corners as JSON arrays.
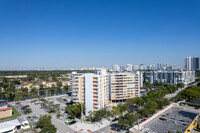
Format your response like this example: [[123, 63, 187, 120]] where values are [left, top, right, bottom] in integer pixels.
[[36, 115, 57, 133]]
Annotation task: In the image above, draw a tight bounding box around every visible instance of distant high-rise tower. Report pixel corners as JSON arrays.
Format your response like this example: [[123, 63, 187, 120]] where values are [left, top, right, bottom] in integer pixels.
[[184, 57, 200, 71], [133, 65, 139, 70], [184, 57, 192, 71], [126, 64, 133, 71], [112, 64, 120, 72], [192, 57, 200, 71]]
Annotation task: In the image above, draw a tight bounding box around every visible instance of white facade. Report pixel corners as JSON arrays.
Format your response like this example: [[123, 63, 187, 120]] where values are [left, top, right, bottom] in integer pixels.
[[0, 117, 30, 133], [133, 65, 139, 70], [126, 64, 133, 71], [145, 70, 195, 85], [113, 64, 120, 72], [184, 57, 192, 71], [184, 57, 200, 71], [71, 69, 109, 116], [95, 68, 107, 75], [84, 74, 94, 115]]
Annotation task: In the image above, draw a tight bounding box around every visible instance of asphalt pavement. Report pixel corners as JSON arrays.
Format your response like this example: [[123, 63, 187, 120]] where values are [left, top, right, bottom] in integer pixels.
[[19, 99, 75, 133]]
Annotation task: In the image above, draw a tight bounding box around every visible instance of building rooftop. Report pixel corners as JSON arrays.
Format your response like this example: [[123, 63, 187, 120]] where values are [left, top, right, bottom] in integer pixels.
[[0, 117, 29, 133], [141, 107, 199, 133], [0, 119, 21, 132], [0, 100, 10, 109]]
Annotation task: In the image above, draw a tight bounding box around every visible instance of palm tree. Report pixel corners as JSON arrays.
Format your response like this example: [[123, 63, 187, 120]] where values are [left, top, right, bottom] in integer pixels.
[[5, 93, 10, 101], [30, 88, 37, 98], [48, 87, 54, 96], [63, 85, 69, 94]]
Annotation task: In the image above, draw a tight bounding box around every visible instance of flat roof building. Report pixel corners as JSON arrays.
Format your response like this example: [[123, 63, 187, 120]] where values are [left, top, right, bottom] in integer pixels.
[[0, 100, 12, 119], [72, 68, 109, 116], [145, 70, 195, 85], [109, 71, 143, 102], [0, 117, 30, 133], [130, 104, 200, 133]]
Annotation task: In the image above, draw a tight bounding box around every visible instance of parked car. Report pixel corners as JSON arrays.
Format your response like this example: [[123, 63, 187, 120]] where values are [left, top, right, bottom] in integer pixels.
[[32, 115, 39, 122], [40, 98, 47, 102], [69, 121, 76, 125], [65, 119, 76, 125]]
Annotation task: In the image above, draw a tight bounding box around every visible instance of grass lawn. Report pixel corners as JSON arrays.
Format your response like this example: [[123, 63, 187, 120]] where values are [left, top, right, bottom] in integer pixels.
[[0, 106, 20, 121]]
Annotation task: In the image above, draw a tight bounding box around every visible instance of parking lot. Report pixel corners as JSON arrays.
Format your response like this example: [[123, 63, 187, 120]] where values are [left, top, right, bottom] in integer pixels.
[[11, 94, 116, 133], [11, 94, 75, 133]]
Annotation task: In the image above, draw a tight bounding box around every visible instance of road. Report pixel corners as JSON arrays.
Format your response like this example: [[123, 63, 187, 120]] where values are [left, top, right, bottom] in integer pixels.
[[164, 82, 198, 99], [15, 98, 75, 133], [95, 123, 126, 133], [27, 101, 74, 133]]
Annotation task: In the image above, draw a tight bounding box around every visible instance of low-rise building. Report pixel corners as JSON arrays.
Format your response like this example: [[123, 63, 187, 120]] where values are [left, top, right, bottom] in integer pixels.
[[0, 100, 12, 119], [0, 75, 27, 79], [21, 82, 32, 91], [57, 79, 70, 86], [46, 81, 57, 88], [0, 117, 30, 133], [32, 83, 40, 89]]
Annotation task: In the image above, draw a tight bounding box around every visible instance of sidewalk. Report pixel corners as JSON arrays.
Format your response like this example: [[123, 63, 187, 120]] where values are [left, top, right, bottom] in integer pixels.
[[69, 119, 110, 132]]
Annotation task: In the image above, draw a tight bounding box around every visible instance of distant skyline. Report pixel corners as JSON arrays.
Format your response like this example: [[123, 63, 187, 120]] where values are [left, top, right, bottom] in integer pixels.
[[0, 0, 200, 70]]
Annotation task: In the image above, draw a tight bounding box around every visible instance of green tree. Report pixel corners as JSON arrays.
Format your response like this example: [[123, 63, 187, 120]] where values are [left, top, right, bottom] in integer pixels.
[[87, 111, 95, 122], [111, 106, 120, 118], [63, 85, 69, 93], [117, 103, 128, 116], [118, 113, 138, 128], [40, 124, 57, 133], [14, 90, 23, 101], [144, 101, 158, 114], [5, 93, 10, 101], [23, 108, 32, 114], [56, 82, 62, 89], [36, 115, 57, 133], [65, 104, 85, 118], [177, 83, 184, 88], [138, 107, 149, 117], [30, 88, 37, 98], [106, 110, 114, 120]]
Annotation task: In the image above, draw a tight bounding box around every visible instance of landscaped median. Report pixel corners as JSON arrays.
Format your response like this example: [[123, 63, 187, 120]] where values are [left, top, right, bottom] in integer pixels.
[[0, 106, 20, 121], [181, 102, 200, 108]]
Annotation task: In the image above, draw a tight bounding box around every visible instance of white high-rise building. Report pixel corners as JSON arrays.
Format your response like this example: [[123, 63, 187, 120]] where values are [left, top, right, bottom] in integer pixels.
[[139, 64, 145, 70], [112, 64, 120, 72], [192, 57, 200, 71], [184, 57, 200, 71], [184, 57, 192, 71], [147, 65, 152, 70], [71, 68, 109, 116], [126, 64, 133, 71], [145, 70, 195, 85], [133, 65, 139, 70]]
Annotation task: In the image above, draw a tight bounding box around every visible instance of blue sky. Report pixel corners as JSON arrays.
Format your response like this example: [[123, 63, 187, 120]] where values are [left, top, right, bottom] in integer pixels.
[[0, 0, 200, 70]]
